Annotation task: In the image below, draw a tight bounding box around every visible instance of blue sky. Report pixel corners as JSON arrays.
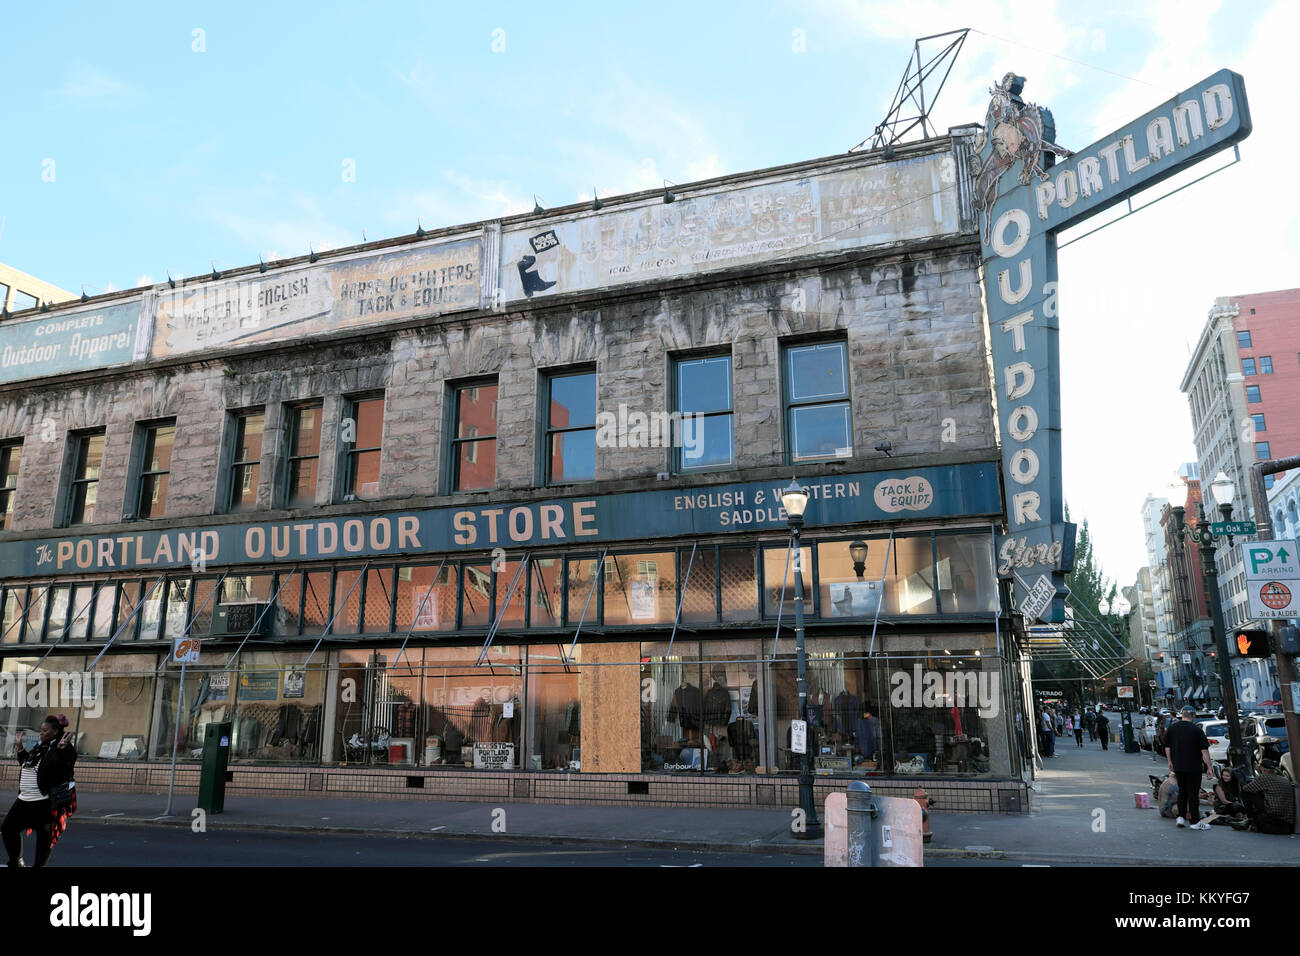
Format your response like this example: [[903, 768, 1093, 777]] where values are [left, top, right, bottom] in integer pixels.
[[3, 0, 1298, 587]]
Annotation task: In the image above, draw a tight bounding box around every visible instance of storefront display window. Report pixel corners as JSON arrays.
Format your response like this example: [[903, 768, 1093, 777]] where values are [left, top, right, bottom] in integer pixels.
[[332, 568, 364, 634], [189, 578, 219, 636], [888, 536, 937, 615], [529, 558, 564, 628], [817, 540, 887, 619], [335, 649, 421, 766], [362, 568, 394, 633], [564, 557, 599, 626], [422, 647, 522, 769], [46, 586, 70, 641], [140, 580, 164, 641], [603, 552, 675, 626], [394, 563, 455, 633], [524, 647, 579, 770], [934, 533, 997, 614], [494, 559, 527, 628], [67, 584, 95, 641], [90, 583, 116, 639], [640, 641, 762, 773], [461, 564, 492, 628], [23, 586, 49, 643], [720, 546, 758, 621], [679, 546, 717, 624], [1, 588, 22, 644], [762, 544, 812, 618], [79, 653, 155, 760], [300, 571, 331, 634], [115, 581, 145, 640], [162, 578, 191, 641], [230, 650, 324, 762]]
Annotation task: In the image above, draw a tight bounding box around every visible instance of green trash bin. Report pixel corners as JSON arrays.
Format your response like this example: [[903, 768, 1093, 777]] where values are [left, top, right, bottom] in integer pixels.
[[198, 721, 232, 814]]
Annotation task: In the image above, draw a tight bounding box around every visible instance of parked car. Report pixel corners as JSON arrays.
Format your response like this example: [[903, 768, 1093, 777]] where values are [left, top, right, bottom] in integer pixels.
[[1242, 714, 1290, 770], [1196, 719, 1230, 765], [1136, 714, 1159, 750]]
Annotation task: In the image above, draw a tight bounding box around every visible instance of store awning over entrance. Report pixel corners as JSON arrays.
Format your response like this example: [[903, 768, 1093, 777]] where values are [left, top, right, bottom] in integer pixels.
[[1019, 580, 1129, 681]]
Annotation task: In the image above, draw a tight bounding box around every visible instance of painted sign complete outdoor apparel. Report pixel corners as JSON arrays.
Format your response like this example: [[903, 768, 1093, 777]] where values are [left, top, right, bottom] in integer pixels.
[[977, 68, 1252, 621]]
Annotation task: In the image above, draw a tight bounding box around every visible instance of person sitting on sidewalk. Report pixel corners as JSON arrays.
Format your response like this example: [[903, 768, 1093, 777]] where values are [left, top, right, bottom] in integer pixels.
[[1212, 766, 1245, 819], [1237, 760, 1296, 834], [1165, 706, 1212, 829], [1157, 773, 1180, 819]]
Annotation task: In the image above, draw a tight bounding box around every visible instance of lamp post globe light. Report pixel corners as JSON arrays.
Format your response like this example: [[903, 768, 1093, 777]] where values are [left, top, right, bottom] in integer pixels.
[[781, 478, 822, 839], [849, 540, 869, 581], [1169, 473, 1251, 782]]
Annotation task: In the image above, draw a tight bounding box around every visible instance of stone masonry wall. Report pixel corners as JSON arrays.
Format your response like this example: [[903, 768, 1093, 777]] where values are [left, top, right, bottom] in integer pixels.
[[0, 246, 992, 534]]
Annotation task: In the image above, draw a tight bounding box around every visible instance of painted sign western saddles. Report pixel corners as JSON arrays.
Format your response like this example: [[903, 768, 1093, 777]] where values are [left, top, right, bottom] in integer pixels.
[[977, 69, 1251, 622]]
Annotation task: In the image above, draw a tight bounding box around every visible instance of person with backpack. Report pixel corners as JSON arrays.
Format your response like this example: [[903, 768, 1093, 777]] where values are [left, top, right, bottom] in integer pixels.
[[2, 714, 77, 867]]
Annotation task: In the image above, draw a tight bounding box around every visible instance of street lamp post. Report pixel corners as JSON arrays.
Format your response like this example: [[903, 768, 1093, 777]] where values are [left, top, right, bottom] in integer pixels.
[[1170, 471, 1250, 781], [782, 479, 822, 839], [850, 540, 868, 581]]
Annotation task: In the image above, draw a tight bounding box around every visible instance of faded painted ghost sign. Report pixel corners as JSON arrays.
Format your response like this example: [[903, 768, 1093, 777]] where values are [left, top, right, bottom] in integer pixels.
[[978, 69, 1251, 621], [0, 300, 145, 384]]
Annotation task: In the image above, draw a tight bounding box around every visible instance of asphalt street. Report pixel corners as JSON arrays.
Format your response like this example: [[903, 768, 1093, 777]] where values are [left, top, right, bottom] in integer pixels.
[[25, 824, 1031, 867]]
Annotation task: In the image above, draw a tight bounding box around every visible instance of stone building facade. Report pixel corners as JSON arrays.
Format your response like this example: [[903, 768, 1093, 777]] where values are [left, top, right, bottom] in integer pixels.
[[0, 135, 1033, 813]]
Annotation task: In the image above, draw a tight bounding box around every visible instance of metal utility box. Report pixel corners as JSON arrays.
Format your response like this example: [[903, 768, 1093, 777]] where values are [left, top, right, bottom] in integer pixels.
[[198, 721, 232, 813]]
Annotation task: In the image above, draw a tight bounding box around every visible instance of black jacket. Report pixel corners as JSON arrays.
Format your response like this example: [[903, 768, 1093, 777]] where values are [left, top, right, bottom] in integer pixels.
[[15, 735, 77, 796]]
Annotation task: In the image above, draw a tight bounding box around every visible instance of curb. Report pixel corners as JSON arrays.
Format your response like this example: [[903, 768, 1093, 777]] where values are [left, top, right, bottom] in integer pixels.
[[86, 813, 826, 857]]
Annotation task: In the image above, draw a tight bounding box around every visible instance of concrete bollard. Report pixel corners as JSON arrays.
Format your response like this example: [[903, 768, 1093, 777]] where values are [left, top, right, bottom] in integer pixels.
[[846, 780, 878, 867]]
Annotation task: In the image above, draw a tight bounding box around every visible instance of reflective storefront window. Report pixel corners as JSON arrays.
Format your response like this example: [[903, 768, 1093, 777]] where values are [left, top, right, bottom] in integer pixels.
[[1, 588, 22, 644], [529, 558, 564, 628], [564, 557, 599, 626], [934, 533, 998, 614], [336, 649, 422, 766], [679, 547, 717, 625], [394, 564, 455, 633], [461, 564, 492, 628], [422, 647, 522, 769], [762, 544, 812, 618], [603, 552, 675, 626], [231, 651, 325, 762], [523, 647, 579, 770]]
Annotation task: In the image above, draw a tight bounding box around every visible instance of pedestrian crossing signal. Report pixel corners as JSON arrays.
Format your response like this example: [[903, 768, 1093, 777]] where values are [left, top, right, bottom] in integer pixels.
[[1234, 629, 1270, 658]]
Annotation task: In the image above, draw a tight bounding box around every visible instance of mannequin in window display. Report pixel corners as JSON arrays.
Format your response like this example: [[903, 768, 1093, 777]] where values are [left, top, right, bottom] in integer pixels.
[[854, 707, 881, 767], [703, 668, 731, 769]]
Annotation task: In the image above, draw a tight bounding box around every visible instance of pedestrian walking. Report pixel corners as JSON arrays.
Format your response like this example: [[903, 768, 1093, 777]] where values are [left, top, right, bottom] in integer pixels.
[[1095, 707, 1110, 750], [1165, 706, 1212, 830], [1073, 711, 1084, 748], [2, 714, 77, 867], [1039, 708, 1055, 758], [1084, 708, 1096, 741]]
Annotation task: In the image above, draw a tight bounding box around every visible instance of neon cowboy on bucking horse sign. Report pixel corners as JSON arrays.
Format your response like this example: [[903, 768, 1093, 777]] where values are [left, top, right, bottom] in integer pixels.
[[974, 72, 1073, 243]]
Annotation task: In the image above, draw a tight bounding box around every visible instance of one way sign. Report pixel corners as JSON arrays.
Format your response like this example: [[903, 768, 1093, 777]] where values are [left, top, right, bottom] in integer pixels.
[[1241, 540, 1300, 619]]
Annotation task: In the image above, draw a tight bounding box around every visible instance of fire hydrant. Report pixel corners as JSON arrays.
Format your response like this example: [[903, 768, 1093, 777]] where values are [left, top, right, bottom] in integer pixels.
[[914, 787, 936, 844]]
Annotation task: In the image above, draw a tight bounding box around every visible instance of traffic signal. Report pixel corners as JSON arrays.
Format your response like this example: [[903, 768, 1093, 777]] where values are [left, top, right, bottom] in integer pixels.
[[1234, 629, 1271, 658]]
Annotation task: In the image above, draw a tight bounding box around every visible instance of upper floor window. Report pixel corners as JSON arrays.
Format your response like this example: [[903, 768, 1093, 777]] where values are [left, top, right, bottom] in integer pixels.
[[1256, 441, 1271, 460], [674, 354, 734, 472], [65, 430, 106, 526], [283, 402, 322, 508], [1246, 384, 1262, 404], [1252, 413, 1266, 433], [543, 370, 596, 484], [0, 440, 21, 531], [340, 395, 384, 500], [449, 382, 497, 492], [132, 421, 176, 519], [1237, 330, 1252, 349], [226, 409, 265, 513], [784, 341, 852, 462], [1241, 358, 1256, 376], [1259, 355, 1273, 374]]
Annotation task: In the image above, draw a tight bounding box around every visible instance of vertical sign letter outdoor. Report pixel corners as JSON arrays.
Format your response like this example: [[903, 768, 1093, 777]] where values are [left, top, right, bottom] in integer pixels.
[[976, 70, 1251, 622]]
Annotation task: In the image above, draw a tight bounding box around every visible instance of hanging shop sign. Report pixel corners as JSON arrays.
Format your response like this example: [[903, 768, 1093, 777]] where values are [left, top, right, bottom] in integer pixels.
[[0, 462, 1000, 577], [500, 152, 960, 302], [148, 235, 482, 359], [0, 300, 147, 385], [978, 68, 1251, 622]]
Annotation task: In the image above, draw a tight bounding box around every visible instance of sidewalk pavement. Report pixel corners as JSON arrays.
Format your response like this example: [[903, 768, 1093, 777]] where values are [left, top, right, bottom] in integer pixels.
[[67, 737, 1299, 864]]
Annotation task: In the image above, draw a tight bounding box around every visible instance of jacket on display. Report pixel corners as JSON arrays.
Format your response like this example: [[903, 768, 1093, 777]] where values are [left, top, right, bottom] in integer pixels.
[[668, 683, 703, 731], [704, 683, 731, 725]]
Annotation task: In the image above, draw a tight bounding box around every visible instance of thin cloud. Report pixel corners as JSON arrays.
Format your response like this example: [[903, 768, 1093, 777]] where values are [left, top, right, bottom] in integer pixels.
[[58, 68, 136, 100]]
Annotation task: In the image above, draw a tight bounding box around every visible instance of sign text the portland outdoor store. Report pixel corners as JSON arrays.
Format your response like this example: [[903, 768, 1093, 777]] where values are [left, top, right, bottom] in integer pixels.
[[2, 464, 998, 577]]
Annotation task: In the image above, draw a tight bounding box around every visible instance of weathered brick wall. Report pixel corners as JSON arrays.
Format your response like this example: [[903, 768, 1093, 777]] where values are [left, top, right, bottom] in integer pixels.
[[0, 245, 993, 534]]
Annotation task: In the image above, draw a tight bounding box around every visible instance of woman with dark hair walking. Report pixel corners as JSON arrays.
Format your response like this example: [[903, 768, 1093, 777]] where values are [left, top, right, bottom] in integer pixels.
[[2, 714, 77, 867]]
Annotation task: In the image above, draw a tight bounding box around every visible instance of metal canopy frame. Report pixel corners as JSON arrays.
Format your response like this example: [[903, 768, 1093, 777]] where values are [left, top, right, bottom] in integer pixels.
[[476, 552, 531, 666], [855, 28, 970, 155]]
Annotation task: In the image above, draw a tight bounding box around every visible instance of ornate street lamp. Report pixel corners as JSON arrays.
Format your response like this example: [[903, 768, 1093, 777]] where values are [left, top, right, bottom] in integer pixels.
[[849, 540, 869, 580], [1169, 472, 1250, 781], [781, 479, 822, 839]]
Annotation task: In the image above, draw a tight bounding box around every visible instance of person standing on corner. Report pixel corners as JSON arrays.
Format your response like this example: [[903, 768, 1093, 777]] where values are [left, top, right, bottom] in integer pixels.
[[2, 714, 78, 867], [1165, 706, 1213, 830]]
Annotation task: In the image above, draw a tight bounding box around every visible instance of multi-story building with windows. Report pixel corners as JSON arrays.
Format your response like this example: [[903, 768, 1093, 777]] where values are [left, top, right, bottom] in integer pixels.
[[0, 262, 72, 317], [0, 133, 1042, 812], [1181, 289, 1300, 705]]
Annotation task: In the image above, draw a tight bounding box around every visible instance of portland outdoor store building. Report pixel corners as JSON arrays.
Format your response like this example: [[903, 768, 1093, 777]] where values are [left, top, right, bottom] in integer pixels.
[[0, 132, 1035, 812]]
